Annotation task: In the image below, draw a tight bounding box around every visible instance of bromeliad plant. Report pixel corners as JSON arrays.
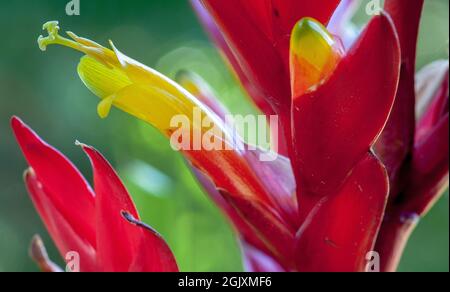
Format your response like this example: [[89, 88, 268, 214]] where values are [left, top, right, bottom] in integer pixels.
[[13, 0, 448, 272], [12, 117, 178, 272]]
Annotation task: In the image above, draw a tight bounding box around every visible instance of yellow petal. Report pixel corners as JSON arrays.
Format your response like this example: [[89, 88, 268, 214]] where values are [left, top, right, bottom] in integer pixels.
[[77, 55, 196, 131], [112, 84, 195, 133], [78, 56, 131, 99], [97, 95, 116, 119], [109, 42, 198, 107]]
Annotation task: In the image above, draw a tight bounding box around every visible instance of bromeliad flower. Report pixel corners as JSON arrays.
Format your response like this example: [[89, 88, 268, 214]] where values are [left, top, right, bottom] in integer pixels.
[[11, 117, 178, 272], [29, 0, 448, 272]]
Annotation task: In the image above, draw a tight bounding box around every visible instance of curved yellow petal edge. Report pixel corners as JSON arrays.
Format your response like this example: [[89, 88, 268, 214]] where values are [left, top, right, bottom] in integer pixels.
[[38, 21, 228, 140], [289, 17, 343, 98]]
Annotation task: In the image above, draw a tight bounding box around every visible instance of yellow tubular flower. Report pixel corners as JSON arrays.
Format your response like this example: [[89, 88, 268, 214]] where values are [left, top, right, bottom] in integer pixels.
[[36, 21, 281, 225], [38, 21, 226, 139], [289, 17, 343, 98]]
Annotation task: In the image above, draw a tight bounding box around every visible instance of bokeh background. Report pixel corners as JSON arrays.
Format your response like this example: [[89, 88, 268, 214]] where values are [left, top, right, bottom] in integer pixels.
[[0, 0, 448, 272]]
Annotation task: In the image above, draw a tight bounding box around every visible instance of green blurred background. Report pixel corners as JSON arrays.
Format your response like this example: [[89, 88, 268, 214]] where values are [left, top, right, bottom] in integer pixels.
[[0, 0, 448, 272]]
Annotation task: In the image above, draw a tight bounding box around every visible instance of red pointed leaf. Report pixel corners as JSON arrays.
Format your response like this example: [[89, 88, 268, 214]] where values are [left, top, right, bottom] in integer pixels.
[[292, 14, 400, 210], [11, 117, 96, 248], [81, 145, 141, 272], [295, 154, 389, 272]]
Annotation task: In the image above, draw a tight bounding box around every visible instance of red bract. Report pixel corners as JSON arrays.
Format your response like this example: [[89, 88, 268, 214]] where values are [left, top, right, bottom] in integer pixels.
[[292, 14, 400, 214], [11, 117, 178, 272]]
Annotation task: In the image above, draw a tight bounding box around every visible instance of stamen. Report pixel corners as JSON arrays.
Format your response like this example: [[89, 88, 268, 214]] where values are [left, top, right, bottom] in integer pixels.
[[38, 21, 116, 70], [38, 21, 84, 53]]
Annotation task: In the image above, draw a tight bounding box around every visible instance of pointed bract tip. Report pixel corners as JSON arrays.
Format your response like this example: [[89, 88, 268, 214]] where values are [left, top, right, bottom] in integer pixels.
[[76, 140, 100, 159], [10, 116, 36, 144], [10, 115, 24, 131], [74, 140, 88, 148]]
